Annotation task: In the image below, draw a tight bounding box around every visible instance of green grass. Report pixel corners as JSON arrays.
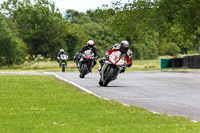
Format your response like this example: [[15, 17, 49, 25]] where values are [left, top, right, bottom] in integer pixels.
[[0, 53, 200, 72], [0, 75, 200, 133], [0, 61, 77, 72], [0, 59, 161, 72], [1, 54, 200, 72]]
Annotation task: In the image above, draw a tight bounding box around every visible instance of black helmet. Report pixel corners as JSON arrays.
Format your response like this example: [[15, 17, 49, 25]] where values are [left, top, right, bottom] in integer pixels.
[[120, 40, 129, 53], [87, 40, 95, 48]]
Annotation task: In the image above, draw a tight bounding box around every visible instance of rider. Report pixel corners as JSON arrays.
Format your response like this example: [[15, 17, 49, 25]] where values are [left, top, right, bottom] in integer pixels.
[[74, 40, 99, 72], [57, 49, 68, 66], [99, 40, 132, 72]]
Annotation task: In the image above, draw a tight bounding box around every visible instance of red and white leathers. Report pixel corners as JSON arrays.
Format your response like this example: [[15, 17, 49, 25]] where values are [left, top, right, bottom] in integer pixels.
[[105, 44, 132, 67]]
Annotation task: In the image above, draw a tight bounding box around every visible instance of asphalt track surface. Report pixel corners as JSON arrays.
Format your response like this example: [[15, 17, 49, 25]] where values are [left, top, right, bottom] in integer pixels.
[[1, 71, 200, 121]]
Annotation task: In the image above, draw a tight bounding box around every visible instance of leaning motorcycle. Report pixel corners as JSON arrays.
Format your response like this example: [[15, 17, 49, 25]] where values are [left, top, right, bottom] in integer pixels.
[[78, 50, 95, 78], [99, 51, 125, 86], [59, 54, 68, 72]]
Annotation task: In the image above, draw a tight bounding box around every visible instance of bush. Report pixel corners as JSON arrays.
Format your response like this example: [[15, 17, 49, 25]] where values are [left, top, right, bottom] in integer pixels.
[[159, 42, 181, 56], [132, 42, 158, 60]]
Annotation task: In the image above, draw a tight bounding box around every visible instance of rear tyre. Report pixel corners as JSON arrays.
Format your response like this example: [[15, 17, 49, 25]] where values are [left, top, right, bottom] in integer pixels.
[[103, 67, 114, 86]]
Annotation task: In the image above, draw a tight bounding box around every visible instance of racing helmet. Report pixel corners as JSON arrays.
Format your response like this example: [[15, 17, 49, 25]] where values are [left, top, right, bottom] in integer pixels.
[[60, 49, 64, 54], [120, 40, 129, 53], [87, 40, 95, 48]]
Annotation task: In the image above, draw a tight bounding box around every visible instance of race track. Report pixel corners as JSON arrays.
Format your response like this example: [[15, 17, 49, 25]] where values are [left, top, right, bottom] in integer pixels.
[[53, 71, 200, 121]]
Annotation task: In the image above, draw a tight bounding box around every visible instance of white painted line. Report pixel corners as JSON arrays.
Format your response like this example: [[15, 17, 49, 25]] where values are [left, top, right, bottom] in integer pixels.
[[121, 103, 129, 107], [192, 120, 198, 123], [150, 111, 198, 123], [151, 111, 161, 114], [47, 72, 111, 101]]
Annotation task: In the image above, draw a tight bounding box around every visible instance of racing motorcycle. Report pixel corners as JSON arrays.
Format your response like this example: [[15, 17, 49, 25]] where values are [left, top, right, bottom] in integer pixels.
[[99, 51, 125, 86], [78, 50, 95, 78], [59, 54, 68, 72]]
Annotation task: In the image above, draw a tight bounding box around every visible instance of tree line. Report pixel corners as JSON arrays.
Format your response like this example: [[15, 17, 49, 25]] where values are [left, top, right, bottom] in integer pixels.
[[0, 0, 200, 66]]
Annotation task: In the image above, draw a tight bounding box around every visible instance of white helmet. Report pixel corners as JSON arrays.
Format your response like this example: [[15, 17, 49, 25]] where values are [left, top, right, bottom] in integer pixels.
[[60, 49, 64, 53], [87, 40, 95, 48]]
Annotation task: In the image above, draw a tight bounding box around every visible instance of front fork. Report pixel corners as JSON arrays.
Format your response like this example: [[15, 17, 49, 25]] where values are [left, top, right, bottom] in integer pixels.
[[89, 61, 94, 71], [100, 63, 108, 81]]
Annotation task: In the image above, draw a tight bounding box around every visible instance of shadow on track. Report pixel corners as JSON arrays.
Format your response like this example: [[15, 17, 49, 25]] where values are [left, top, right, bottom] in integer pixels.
[[96, 86, 127, 88]]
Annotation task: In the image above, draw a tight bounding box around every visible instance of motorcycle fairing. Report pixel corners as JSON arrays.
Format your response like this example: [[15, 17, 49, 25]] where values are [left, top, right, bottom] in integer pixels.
[[108, 51, 125, 66], [60, 54, 68, 60]]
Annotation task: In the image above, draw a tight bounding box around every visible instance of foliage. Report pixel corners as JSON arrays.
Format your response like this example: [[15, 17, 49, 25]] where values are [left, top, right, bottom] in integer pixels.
[[1, 0, 200, 64], [132, 42, 158, 60], [65, 23, 88, 60], [65, 9, 92, 25], [83, 22, 123, 57], [1, 0, 79, 60], [92, 0, 200, 58], [159, 41, 181, 56], [0, 14, 26, 66]]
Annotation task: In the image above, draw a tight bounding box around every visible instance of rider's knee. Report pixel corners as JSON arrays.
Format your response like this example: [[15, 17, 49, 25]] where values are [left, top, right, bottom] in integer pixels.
[[99, 58, 104, 65], [121, 67, 125, 73], [93, 61, 97, 66]]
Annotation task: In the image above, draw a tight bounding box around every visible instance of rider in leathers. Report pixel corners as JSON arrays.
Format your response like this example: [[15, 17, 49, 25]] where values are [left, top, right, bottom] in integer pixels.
[[57, 49, 68, 67], [99, 40, 132, 72], [74, 40, 99, 72]]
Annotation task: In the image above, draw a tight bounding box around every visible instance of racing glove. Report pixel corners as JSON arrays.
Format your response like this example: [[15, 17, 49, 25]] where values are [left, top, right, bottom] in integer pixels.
[[94, 57, 98, 61], [57, 57, 60, 62], [104, 51, 109, 59], [125, 63, 132, 67]]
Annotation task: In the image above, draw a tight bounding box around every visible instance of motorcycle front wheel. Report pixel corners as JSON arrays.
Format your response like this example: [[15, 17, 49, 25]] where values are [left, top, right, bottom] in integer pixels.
[[80, 64, 88, 78], [62, 64, 65, 72], [103, 66, 115, 86], [99, 78, 103, 86]]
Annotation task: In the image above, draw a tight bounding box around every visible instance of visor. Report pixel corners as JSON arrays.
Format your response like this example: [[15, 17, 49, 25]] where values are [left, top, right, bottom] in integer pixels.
[[88, 45, 94, 48]]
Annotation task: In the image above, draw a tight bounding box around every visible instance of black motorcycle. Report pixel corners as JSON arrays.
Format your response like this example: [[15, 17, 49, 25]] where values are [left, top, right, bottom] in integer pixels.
[[78, 50, 95, 78]]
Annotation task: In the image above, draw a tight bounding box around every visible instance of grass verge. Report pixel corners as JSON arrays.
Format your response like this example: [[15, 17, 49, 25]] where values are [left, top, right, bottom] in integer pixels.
[[0, 75, 199, 133], [0, 60, 161, 72]]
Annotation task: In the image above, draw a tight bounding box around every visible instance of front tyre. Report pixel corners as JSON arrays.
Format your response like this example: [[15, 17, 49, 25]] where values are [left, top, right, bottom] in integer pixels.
[[99, 78, 103, 86], [103, 66, 114, 86], [62, 64, 65, 72], [80, 64, 88, 78]]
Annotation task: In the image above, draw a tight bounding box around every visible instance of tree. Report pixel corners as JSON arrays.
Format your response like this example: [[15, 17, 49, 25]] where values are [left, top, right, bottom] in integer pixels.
[[1, 0, 69, 59], [0, 14, 26, 65], [65, 23, 88, 60]]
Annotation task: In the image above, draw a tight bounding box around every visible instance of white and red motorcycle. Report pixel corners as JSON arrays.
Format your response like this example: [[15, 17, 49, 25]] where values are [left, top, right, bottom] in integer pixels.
[[59, 54, 68, 72], [99, 51, 125, 86]]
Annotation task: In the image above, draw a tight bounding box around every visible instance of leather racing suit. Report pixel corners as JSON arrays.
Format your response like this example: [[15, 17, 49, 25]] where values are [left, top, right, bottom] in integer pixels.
[[99, 44, 132, 72]]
